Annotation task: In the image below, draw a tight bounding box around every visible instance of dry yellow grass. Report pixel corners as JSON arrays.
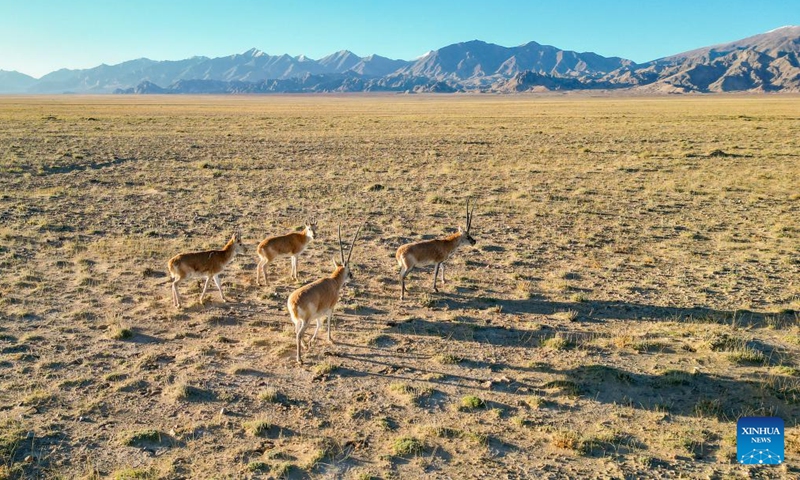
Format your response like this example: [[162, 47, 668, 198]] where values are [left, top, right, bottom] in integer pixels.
[[0, 94, 799, 478]]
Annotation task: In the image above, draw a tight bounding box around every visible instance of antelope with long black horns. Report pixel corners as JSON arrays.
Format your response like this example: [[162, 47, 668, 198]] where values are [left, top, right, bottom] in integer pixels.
[[396, 199, 476, 300], [286, 223, 363, 364]]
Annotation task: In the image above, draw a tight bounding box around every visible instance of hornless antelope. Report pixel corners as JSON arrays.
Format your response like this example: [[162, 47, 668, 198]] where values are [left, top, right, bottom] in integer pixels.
[[396, 199, 477, 300], [167, 230, 245, 308], [286, 223, 363, 364], [255, 222, 317, 285]]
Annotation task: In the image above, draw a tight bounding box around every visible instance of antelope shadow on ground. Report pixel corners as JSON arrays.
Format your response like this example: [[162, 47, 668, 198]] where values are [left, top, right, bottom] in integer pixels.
[[333, 348, 539, 395], [543, 363, 800, 428], [437, 293, 797, 328], [335, 344, 799, 449], [39, 155, 135, 175]]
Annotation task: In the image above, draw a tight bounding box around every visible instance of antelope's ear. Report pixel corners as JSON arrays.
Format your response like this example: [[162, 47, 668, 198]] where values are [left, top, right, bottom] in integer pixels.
[[457, 226, 464, 233], [332, 256, 339, 268]]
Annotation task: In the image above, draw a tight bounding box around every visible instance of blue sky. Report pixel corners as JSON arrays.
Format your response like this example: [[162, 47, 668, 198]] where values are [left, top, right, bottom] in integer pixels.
[[1, 0, 797, 78]]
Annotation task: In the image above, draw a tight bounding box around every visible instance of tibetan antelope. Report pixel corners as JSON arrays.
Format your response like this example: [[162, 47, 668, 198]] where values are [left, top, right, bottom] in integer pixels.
[[255, 222, 317, 285], [167, 230, 245, 308], [396, 199, 476, 300], [287, 223, 363, 364]]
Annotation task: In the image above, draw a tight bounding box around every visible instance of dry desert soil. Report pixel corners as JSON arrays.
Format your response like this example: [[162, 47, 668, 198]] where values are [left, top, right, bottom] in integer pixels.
[[0, 94, 799, 479]]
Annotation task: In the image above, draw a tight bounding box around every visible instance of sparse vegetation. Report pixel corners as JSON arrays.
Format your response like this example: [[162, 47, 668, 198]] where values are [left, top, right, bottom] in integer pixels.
[[122, 430, 162, 446], [419, 293, 437, 308], [660, 369, 693, 386], [258, 387, 280, 402], [726, 347, 767, 365], [110, 326, 134, 340], [424, 424, 463, 439], [524, 395, 546, 409], [389, 382, 432, 406], [459, 395, 485, 410], [552, 429, 583, 451], [553, 309, 579, 322], [104, 371, 128, 382], [632, 339, 666, 353], [375, 416, 395, 431], [165, 380, 197, 401], [510, 415, 528, 427], [772, 365, 800, 376], [693, 398, 723, 418], [109, 468, 157, 480], [272, 462, 292, 478], [391, 436, 424, 456], [434, 353, 460, 365], [543, 334, 570, 350], [544, 380, 581, 398], [313, 362, 337, 377], [1, 96, 799, 478], [0, 420, 25, 466], [20, 390, 56, 407], [247, 461, 270, 472], [570, 293, 589, 303], [243, 419, 270, 437]]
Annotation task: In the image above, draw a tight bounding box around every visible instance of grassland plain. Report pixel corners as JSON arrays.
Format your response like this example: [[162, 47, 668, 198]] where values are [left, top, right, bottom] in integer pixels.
[[0, 94, 799, 479]]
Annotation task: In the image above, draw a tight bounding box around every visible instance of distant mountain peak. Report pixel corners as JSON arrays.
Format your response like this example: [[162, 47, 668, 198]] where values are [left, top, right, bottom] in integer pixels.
[[3, 27, 800, 94], [767, 25, 799, 33], [659, 24, 800, 63], [243, 48, 266, 57], [362, 54, 400, 62], [0, 69, 37, 92], [319, 50, 362, 72], [320, 50, 358, 61]]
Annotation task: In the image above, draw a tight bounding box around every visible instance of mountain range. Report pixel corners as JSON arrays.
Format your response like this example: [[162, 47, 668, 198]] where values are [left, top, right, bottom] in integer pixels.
[[1, 26, 798, 94]]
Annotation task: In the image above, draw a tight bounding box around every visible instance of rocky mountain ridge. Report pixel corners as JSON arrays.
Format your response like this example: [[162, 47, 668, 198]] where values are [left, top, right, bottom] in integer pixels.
[[2, 27, 798, 94]]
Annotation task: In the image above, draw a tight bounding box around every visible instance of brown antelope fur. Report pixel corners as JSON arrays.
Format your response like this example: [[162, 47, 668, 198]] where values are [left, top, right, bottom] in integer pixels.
[[255, 222, 317, 285], [396, 199, 476, 300], [287, 223, 363, 364], [167, 231, 245, 308]]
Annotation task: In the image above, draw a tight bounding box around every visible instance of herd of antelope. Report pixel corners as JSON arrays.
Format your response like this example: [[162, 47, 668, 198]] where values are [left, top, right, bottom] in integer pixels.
[[167, 200, 477, 363]]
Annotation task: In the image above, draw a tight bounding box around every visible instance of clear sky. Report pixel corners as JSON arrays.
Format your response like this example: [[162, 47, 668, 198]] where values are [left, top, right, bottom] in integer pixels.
[[1, 0, 797, 78]]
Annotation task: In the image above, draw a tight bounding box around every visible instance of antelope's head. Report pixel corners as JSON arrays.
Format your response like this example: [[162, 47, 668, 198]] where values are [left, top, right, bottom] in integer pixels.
[[304, 220, 318, 240], [231, 229, 246, 254]]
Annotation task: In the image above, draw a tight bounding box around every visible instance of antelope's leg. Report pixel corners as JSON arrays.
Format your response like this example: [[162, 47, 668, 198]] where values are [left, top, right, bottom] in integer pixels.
[[327, 311, 335, 344], [255, 259, 265, 286], [309, 316, 322, 345], [213, 274, 226, 302], [295, 318, 307, 364], [172, 279, 182, 308], [400, 265, 413, 300], [199, 276, 212, 304]]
